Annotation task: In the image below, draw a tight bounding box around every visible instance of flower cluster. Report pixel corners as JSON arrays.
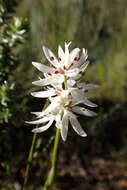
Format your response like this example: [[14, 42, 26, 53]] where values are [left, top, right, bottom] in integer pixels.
[[26, 42, 98, 141]]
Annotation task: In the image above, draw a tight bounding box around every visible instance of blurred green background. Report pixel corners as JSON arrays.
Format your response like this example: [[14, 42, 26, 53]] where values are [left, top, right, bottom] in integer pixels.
[[0, 0, 127, 189]]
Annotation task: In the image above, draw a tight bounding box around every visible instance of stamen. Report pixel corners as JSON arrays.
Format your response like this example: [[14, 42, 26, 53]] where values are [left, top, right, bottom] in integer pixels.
[[64, 105, 70, 109], [59, 69, 64, 74], [74, 57, 77, 61], [47, 72, 52, 75], [77, 57, 80, 61], [84, 90, 88, 93], [63, 66, 66, 70], [72, 84, 77, 88], [55, 88, 62, 95], [56, 88, 62, 92], [58, 57, 61, 62], [54, 71, 59, 74], [50, 57, 54, 61]]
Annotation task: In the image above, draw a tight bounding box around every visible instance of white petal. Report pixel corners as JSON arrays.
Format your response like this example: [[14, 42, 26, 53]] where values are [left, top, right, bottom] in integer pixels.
[[78, 48, 88, 66], [71, 99, 84, 106], [69, 112, 87, 137], [51, 82, 63, 89], [38, 101, 58, 118], [69, 48, 80, 66], [64, 42, 70, 67], [72, 98, 98, 107], [55, 114, 62, 129], [71, 48, 88, 68], [66, 41, 72, 46], [83, 98, 98, 107], [67, 79, 76, 87], [78, 83, 99, 89], [32, 118, 54, 133], [26, 116, 50, 125], [43, 46, 59, 68], [71, 88, 86, 102], [85, 84, 99, 90], [71, 74, 82, 80], [80, 61, 89, 72], [61, 110, 69, 141], [84, 84, 100, 91], [69, 54, 80, 69], [31, 112, 43, 116], [70, 48, 80, 60], [72, 106, 97, 117], [32, 74, 64, 86], [32, 62, 55, 73], [58, 45, 64, 58], [31, 89, 56, 98], [77, 83, 99, 93], [66, 68, 80, 78]]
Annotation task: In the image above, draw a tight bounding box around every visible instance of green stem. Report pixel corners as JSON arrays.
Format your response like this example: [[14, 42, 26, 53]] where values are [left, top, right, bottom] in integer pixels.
[[64, 75, 67, 90], [52, 128, 61, 167], [22, 133, 37, 190], [22, 101, 49, 190], [43, 128, 60, 190]]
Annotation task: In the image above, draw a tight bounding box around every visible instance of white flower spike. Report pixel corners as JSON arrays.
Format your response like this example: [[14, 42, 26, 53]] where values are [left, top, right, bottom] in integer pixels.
[[26, 42, 98, 141]]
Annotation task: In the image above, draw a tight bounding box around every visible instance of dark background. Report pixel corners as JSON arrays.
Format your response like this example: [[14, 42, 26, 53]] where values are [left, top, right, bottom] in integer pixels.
[[0, 0, 127, 189]]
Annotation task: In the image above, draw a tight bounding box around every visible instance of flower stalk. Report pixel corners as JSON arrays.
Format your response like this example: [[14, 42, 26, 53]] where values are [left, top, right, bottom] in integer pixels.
[[43, 128, 60, 190], [22, 133, 37, 190]]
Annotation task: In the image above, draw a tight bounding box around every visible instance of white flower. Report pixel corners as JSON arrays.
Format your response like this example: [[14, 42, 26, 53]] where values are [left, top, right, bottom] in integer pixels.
[[32, 42, 89, 87], [27, 88, 97, 141], [26, 42, 98, 141]]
